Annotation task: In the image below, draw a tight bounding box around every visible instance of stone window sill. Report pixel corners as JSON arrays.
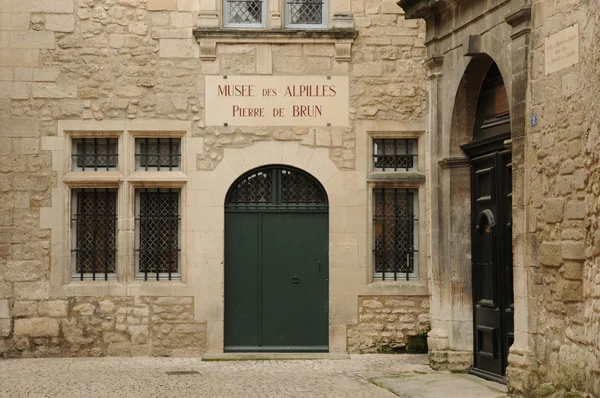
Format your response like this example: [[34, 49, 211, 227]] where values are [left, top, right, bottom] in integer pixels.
[[63, 171, 123, 187], [50, 280, 191, 298], [365, 280, 428, 296], [367, 171, 426, 183], [193, 28, 358, 61]]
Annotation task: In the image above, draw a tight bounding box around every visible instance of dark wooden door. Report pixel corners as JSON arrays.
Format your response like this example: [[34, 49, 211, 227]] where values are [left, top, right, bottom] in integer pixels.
[[224, 166, 329, 352], [469, 149, 513, 380]]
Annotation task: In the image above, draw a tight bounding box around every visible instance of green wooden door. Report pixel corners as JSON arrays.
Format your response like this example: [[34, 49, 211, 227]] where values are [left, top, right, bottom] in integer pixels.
[[224, 166, 329, 352]]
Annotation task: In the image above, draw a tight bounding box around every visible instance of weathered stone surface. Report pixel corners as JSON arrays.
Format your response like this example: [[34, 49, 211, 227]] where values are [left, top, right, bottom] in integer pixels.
[[13, 0, 73, 13], [44, 14, 75, 32], [38, 300, 68, 318], [540, 242, 562, 266], [0, 299, 9, 318], [348, 296, 429, 353], [4, 260, 44, 281], [14, 282, 48, 300], [31, 84, 77, 99], [0, 319, 11, 337], [14, 318, 59, 337]]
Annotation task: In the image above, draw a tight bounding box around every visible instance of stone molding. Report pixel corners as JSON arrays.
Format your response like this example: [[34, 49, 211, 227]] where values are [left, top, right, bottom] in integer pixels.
[[505, 7, 532, 40], [438, 156, 469, 169], [193, 28, 358, 61]]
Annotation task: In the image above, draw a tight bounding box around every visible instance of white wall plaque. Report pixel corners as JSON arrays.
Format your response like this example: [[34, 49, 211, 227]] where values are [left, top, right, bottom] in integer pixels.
[[205, 75, 349, 127], [545, 24, 579, 75]]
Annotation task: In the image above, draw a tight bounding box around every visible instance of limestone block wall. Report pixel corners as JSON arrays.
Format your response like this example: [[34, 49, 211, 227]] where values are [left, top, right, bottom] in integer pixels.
[[510, 0, 600, 396], [347, 295, 430, 353], [0, 0, 427, 357], [1, 296, 205, 357]]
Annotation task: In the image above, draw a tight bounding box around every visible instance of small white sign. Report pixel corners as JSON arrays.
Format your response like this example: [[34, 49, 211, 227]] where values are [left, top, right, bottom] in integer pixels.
[[545, 24, 579, 75], [205, 75, 349, 127]]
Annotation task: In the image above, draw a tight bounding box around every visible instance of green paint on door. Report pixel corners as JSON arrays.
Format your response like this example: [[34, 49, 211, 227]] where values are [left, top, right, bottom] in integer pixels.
[[224, 166, 329, 352]]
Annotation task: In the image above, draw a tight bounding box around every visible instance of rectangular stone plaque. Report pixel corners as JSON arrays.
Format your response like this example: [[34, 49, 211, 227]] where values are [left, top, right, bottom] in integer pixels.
[[205, 75, 349, 127], [545, 24, 579, 75]]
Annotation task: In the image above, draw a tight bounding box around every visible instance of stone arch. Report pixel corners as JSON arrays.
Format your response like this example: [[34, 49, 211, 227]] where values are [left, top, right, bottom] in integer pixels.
[[429, 53, 513, 367]]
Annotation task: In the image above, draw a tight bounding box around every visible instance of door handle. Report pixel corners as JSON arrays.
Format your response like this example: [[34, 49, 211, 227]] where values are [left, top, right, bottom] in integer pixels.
[[292, 276, 300, 284]]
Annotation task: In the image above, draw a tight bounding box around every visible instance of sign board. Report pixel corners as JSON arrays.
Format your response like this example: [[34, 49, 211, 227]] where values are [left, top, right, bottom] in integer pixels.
[[205, 75, 349, 127], [545, 24, 579, 75]]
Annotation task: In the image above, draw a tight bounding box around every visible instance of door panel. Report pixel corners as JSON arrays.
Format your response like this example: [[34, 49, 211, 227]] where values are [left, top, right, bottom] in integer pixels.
[[471, 151, 513, 378], [224, 212, 260, 349], [261, 212, 328, 350]]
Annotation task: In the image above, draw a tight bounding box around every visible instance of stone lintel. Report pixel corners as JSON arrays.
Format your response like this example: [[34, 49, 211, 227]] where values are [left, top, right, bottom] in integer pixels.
[[193, 28, 358, 61]]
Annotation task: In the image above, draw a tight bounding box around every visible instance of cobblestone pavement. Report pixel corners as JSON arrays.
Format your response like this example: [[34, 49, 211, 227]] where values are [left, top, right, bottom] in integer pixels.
[[0, 354, 432, 398]]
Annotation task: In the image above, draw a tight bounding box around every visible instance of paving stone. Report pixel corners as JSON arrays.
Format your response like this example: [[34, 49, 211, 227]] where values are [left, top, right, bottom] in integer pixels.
[[0, 354, 507, 397]]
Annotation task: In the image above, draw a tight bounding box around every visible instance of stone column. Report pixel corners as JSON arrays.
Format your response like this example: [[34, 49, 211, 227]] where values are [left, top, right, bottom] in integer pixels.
[[504, 6, 536, 394], [424, 54, 457, 369]]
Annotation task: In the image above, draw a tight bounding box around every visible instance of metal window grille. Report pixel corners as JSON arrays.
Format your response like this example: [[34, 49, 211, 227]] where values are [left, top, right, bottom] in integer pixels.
[[226, 170, 273, 205], [287, 0, 324, 24], [280, 169, 326, 204], [72, 138, 118, 171], [135, 188, 181, 281], [373, 139, 417, 171], [136, 138, 181, 171], [225, 0, 264, 24], [373, 188, 418, 281], [225, 166, 327, 208], [71, 188, 117, 280]]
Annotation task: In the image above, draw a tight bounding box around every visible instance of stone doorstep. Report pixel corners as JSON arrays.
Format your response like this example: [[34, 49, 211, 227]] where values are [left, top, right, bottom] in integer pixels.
[[201, 353, 350, 361]]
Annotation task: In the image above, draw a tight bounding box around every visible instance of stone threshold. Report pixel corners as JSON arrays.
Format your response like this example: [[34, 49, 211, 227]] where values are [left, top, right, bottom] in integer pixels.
[[202, 353, 350, 361]]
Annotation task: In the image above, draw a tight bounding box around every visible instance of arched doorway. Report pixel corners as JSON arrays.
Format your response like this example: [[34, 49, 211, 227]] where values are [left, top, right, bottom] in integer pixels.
[[461, 62, 514, 381], [224, 165, 329, 352]]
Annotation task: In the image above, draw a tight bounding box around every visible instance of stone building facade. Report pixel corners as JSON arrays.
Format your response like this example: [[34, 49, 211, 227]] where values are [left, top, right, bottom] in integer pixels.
[[399, 0, 600, 396], [0, 0, 430, 357]]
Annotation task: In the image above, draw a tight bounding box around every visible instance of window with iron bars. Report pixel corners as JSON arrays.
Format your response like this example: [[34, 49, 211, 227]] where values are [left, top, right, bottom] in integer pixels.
[[72, 138, 118, 171], [135, 138, 181, 171], [373, 139, 417, 172], [135, 188, 181, 281], [373, 188, 418, 281], [71, 188, 118, 280], [222, 0, 328, 28]]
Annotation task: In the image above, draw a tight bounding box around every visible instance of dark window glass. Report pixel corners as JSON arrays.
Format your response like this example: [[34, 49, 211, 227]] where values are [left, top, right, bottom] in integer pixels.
[[373, 188, 418, 280], [227, 0, 263, 23], [136, 189, 180, 280], [373, 139, 417, 171], [72, 138, 118, 171], [72, 189, 117, 280], [136, 138, 181, 171], [288, 0, 323, 24]]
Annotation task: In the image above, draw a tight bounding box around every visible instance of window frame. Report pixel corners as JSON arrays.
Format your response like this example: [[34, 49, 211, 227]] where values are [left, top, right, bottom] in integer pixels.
[[367, 131, 426, 285], [372, 138, 418, 172], [220, 0, 329, 29]]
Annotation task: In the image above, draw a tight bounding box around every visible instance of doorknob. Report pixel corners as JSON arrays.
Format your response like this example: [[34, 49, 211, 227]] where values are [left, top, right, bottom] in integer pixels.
[[292, 276, 300, 284]]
